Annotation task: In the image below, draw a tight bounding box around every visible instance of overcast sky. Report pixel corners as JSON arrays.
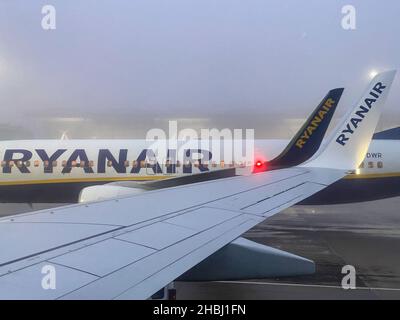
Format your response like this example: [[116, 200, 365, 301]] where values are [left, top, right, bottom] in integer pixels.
[[0, 0, 399, 139]]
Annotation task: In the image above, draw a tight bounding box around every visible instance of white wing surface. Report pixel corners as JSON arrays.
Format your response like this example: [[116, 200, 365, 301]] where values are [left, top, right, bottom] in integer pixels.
[[0, 167, 343, 299]]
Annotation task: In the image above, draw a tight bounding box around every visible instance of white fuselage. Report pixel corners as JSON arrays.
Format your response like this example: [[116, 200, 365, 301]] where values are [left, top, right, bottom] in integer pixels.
[[0, 139, 398, 204], [0, 139, 397, 184]]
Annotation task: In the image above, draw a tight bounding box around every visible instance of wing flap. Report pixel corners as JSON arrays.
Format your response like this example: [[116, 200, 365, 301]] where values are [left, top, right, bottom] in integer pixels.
[[49, 238, 156, 277], [0, 223, 117, 268], [116, 222, 197, 250], [61, 213, 260, 300]]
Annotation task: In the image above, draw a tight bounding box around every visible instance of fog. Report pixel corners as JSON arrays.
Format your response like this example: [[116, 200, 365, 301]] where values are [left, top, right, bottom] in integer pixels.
[[0, 0, 399, 139]]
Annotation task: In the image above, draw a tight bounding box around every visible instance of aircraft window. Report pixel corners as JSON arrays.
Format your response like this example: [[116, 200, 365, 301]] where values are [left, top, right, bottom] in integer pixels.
[[62, 160, 67, 167], [368, 161, 374, 168], [1, 161, 6, 168], [52, 161, 57, 167], [124, 160, 129, 167], [89, 160, 94, 167], [220, 161, 225, 168], [212, 162, 217, 168], [44, 160, 49, 167], [8, 161, 14, 167], [107, 160, 112, 167], [140, 160, 146, 168], [132, 160, 138, 168], [16, 161, 22, 168], [34, 160, 40, 167], [377, 161, 383, 168], [176, 161, 181, 167], [79, 161, 85, 167], [25, 161, 31, 167], [71, 161, 77, 167], [358, 162, 364, 169], [193, 161, 199, 168]]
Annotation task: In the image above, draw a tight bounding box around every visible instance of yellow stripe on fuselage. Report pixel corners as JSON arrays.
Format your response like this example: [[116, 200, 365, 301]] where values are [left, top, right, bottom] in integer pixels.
[[344, 172, 400, 179], [0, 172, 399, 186], [0, 176, 172, 186]]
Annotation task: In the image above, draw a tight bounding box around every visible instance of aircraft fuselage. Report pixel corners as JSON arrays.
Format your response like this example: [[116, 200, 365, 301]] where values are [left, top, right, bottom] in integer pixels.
[[0, 139, 397, 203]]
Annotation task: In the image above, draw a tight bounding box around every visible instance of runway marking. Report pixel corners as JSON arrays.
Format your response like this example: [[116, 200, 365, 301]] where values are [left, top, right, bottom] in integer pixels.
[[216, 280, 400, 292]]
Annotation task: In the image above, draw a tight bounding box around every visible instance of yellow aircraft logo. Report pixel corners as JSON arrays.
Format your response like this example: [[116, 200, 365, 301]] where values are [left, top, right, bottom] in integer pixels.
[[295, 98, 335, 149]]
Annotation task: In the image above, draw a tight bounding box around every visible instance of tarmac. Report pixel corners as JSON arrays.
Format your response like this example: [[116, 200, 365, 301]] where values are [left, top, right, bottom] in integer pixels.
[[176, 197, 400, 299]]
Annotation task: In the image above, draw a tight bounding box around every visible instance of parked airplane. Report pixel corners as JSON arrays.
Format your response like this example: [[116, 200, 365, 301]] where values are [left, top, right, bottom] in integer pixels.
[[0, 70, 395, 299], [0, 88, 344, 203], [0, 83, 397, 206]]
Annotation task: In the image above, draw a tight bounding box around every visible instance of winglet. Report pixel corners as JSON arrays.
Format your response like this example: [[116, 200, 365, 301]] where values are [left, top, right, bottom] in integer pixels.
[[303, 70, 396, 170], [267, 88, 344, 169]]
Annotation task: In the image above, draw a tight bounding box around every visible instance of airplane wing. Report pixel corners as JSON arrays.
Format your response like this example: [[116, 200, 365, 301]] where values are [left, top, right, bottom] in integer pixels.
[[0, 166, 343, 300], [0, 71, 395, 299]]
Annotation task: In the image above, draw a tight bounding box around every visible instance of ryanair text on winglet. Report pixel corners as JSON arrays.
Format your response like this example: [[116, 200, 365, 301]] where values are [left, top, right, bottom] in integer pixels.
[[295, 98, 336, 149], [336, 82, 386, 146]]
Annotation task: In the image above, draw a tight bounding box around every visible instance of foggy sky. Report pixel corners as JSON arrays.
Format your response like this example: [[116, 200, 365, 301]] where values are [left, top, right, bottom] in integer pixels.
[[0, 0, 399, 139]]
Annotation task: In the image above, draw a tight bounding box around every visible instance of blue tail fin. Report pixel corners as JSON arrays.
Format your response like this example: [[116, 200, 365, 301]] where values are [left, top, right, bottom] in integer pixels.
[[255, 88, 344, 171]]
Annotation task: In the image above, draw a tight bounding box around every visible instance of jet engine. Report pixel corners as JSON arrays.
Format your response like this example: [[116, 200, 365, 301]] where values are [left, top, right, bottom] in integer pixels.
[[78, 185, 146, 202]]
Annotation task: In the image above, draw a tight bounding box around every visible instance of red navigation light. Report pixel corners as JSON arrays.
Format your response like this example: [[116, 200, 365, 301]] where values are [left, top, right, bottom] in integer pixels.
[[255, 160, 263, 168]]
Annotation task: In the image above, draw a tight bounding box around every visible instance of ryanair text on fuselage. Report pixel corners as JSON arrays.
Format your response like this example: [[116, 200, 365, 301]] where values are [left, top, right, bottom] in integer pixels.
[[1, 148, 213, 174]]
